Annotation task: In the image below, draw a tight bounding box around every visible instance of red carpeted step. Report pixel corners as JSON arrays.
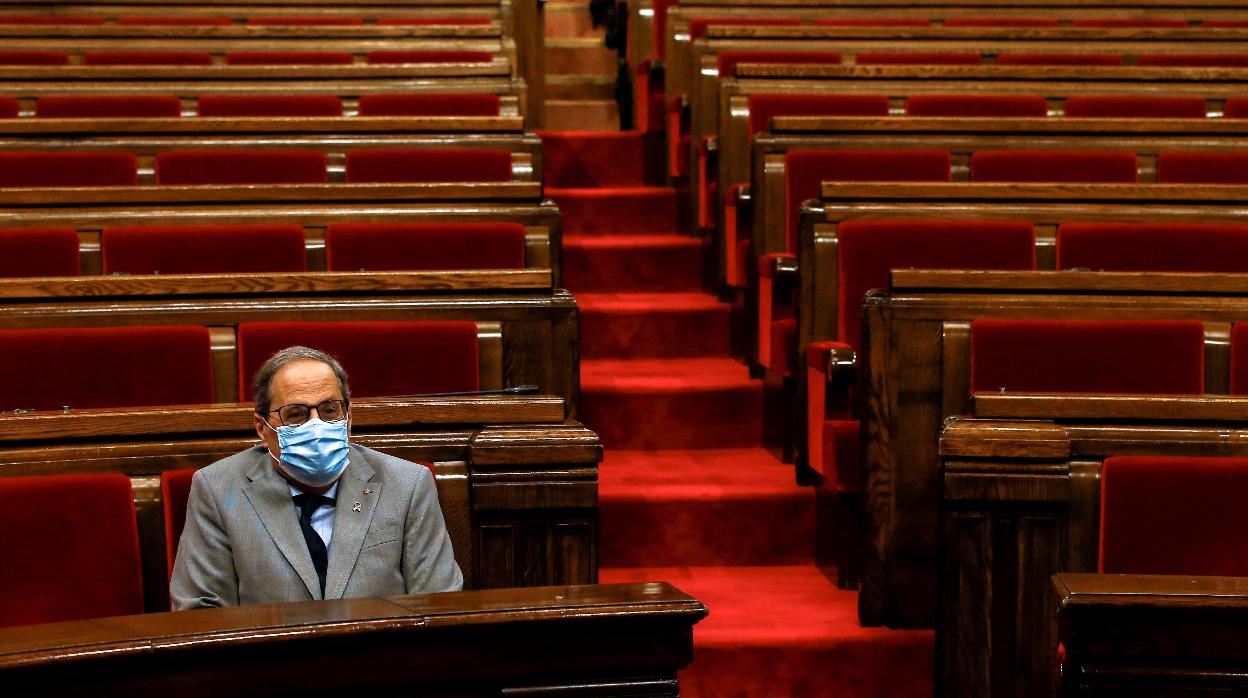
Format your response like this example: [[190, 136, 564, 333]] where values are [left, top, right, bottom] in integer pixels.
[[601, 448, 814, 566], [581, 357, 762, 449], [563, 234, 707, 293], [600, 565, 935, 698], [580, 293, 731, 359], [546, 187, 681, 236], [539, 130, 647, 187]]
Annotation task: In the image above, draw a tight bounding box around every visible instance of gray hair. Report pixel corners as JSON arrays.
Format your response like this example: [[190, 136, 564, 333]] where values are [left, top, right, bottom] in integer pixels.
[[252, 346, 351, 416]]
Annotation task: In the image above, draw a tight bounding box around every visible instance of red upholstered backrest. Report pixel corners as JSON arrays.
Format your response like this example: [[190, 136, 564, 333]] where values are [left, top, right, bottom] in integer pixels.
[[116, 16, 232, 26], [905, 94, 1048, 117], [748, 93, 889, 136], [1073, 18, 1188, 27], [856, 51, 982, 65], [1099, 456, 1248, 576], [0, 97, 17, 118], [357, 92, 501, 117], [718, 50, 842, 77], [1138, 53, 1248, 67], [102, 225, 307, 275], [837, 220, 1036, 350], [996, 52, 1124, 66], [156, 150, 327, 185], [376, 17, 493, 25], [84, 51, 213, 66], [785, 149, 952, 252], [237, 320, 480, 399], [161, 468, 196, 575], [0, 325, 215, 410], [1224, 98, 1248, 118], [325, 222, 526, 271], [226, 51, 353, 65], [366, 50, 493, 64], [945, 17, 1059, 26], [0, 15, 104, 25], [345, 147, 512, 183], [1063, 95, 1208, 118], [0, 227, 81, 277], [197, 95, 343, 117], [0, 51, 69, 65], [1231, 323, 1248, 395], [0, 151, 137, 187], [970, 318, 1205, 394], [1205, 20, 1248, 28], [1156, 151, 1248, 183], [247, 16, 364, 25], [1058, 222, 1248, 272], [815, 18, 930, 27], [36, 95, 182, 119], [689, 16, 801, 42], [0, 473, 143, 628], [970, 150, 1138, 183]]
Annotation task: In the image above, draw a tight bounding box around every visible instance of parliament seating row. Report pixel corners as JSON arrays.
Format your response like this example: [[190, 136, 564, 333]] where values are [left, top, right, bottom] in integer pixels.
[[0, 92, 511, 117], [0, 14, 495, 25], [0, 49, 501, 66]]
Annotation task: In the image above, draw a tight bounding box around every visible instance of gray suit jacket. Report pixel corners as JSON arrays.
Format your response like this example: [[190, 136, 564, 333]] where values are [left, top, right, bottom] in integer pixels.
[[170, 443, 462, 610]]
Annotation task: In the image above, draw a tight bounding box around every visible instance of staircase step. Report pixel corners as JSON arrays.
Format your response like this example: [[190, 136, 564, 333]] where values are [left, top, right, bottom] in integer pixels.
[[546, 187, 681, 236], [600, 566, 935, 698], [581, 357, 762, 449], [544, 1, 599, 38], [545, 74, 616, 100], [540, 130, 646, 187], [580, 292, 731, 359], [564, 234, 707, 293], [542, 100, 619, 132], [601, 448, 814, 566], [545, 38, 617, 75]]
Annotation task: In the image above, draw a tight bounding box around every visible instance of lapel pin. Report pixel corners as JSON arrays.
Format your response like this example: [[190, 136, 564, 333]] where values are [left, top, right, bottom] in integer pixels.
[[352, 502, 362, 513], [363, 488, 372, 495]]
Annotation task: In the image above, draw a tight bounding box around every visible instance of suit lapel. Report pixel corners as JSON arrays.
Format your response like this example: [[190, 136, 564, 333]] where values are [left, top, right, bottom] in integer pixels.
[[324, 446, 380, 600], [242, 451, 322, 600]]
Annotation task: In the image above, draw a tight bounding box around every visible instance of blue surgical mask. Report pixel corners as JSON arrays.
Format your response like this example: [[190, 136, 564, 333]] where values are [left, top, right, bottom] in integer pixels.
[[265, 417, 350, 488]]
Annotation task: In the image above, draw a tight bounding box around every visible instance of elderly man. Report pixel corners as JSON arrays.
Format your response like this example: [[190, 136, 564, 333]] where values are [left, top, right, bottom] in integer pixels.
[[170, 346, 462, 609]]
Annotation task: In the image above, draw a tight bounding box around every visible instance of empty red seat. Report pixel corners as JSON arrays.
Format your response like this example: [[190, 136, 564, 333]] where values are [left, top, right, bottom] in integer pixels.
[[366, 50, 493, 64], [1156, 151, 1248, 184], [357, 92, 501, 117], [84, 51, 213, 66], [906, 94, 1048, 117], [0, 15, 103, 25], [970, 150, 1138, 183], [689, 17, 802, 42], [325, 222, 526, 271], [815, 18, 930, 27], [247, 16, 364, 25], [102, 224, 307, 275], [197, 95, 342, 117], [1100, 456, 1248, 576], [0, 227, 80, 277], [856, 51, 982, 65], [1139, 53, 1248, 67], [1072, 18, 1188, 28], [1063, 95, 1207, 118], [945, 17, 1059, 27], [36, 95, 182, 119], [1230, 322, 1248, 394], [376, 17, 493, 25], [996, 52, 1124, 66], [156, 150, 327, 185], [0, 325, 215, 410], [116, 16, 232, 26], [0, 96, 16, 118], [0, 50, 69, 65], [344, 147, 512, 184], [226, 51, 353, 65], [161, 468, 196, 576], [1224, 98, 1248, 118], [970, 318, 1205, 395], [1058, 222, 1248, 272], [0, 151, 137, 187], [717, 50, 843, 78], [0, 473, 143, 628], [237, 320, 480, 398]]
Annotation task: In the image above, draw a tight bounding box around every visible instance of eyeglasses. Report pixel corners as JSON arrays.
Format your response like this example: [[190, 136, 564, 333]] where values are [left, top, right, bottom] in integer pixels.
[[269, 399, 348, 426]]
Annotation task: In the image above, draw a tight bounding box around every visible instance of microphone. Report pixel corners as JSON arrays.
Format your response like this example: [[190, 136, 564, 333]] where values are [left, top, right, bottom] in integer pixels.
[[387, 385, 541, 399]]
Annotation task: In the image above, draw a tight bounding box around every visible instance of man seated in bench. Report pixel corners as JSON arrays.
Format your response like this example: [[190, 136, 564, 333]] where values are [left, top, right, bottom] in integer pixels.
[[170, 345, 463, 609]]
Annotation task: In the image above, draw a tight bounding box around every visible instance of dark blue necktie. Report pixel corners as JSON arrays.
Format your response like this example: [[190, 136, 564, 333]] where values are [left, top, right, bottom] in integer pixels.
[[292, 493, 334, 595]]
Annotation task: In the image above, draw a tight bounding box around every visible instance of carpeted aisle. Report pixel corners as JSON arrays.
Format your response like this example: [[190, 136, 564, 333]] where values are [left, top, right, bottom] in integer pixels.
[[541, 129, 934, 697]]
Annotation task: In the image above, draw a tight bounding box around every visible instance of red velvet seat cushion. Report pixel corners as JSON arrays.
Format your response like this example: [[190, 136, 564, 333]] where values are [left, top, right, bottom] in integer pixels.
[[345, 147, 512, 183], [1224, 98, 1248, 118], [856, 51, 982, 65], [837, 220, 1036, 350], [0, 325, 215, 410], [102, 224, 307, 275], [161, 468, 196, 575], [1231, 323, 1248, 395], [970, 150, 1138, 183], [197, 95, 342, 117], [156, 150, 327, 185], [0, 227, 80, 277], [0, 96, 17, 118], [1072, 18, 1188, 27], [996, 52, 1124, 66], [1138, 53, 1248, 67], [945, 17, 1059, 26], [325, 222, 525, 271], [36, 95, 182, 119], [1058, 222, 1248, 272], [0, 15, 104, 25], [1064, 95, 1207, 118], [84, 51, 213, 66], [747, 93, 889, 135], [0, 51, 69, 65], [226, 51, 353, 65], [815, 18, 930, 27], [116, 16, 232, 26], [0, 151, 137, 187], [906, 94, 1047, 117], [357, 92, 501, 117], [718, 50, 843, 78], [689, 17, 801, 42], [247, 16, 364, 25], [1100, 456, 1248, 576], [1156, 151, 1248, 183], [376, 17, 493, 25], [237, 320, 480, 398], [0, 473, 143, 628], [970, 318, 1205, 394], [366, 50, 493, 64]]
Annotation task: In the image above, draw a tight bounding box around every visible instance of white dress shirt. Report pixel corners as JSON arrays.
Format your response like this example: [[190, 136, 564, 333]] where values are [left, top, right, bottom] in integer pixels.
[[287, 481, 339, 553]]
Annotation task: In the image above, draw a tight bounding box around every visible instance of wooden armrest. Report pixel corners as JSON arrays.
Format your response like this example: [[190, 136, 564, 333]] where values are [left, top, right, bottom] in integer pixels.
[[973, 393, 1248, 421], [701, 135, 717, 155], [758, 252, 797, 280], [807, 341, 857, 394]]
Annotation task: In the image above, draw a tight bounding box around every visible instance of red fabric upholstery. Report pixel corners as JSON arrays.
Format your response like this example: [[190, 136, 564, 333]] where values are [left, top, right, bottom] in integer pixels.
[[0, 473, 143, 628], [161, 469, 196, 575], [905, 94, 1047, 117], [689, 17, 801, 42], [970, 150, 1138, 183], [0, 96, 17, 118], [747, 93, 889, 135], [376, 17, 492, 25], [237, 320, 480, 399], [996, 52, 1124, 66], [366, 50, 493, 64], [0, 51, 69, 65], [651, 0, 678, 59], [357, 92, 501, 117], [969, 318, 1205, 395], [0, 325, 215, 410], [0, 15, 103, 25], [1138, 53, 1248, 67], [1231, 323, 1248, 395], [814, 18, 930, 26], [856, 51, 982, 65], [226, 52, 353, 65], [0, 227, 80, 277], [1224, 98, 1248, 118], [197, 95, 342, 117], [1072, 18, 1188, 27], [247, 16, 363, 25], [945, 18, 1059, 26], [1063, 95, 1207, 118], [1156, 151, 1248, 183], [84, 51, 213, 66], [116, 16, 232, 26], [325, 222, 526, 271], [156, 150, 327, 185], [345, 147, 512, 183], [101, 224, 307, 275], [1058, 222, 1248, 272], [35, 95, 182, 118], [1100, 456, 1248, 576], [718, 50, 843, 78], [0, 151, 137, 187]]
